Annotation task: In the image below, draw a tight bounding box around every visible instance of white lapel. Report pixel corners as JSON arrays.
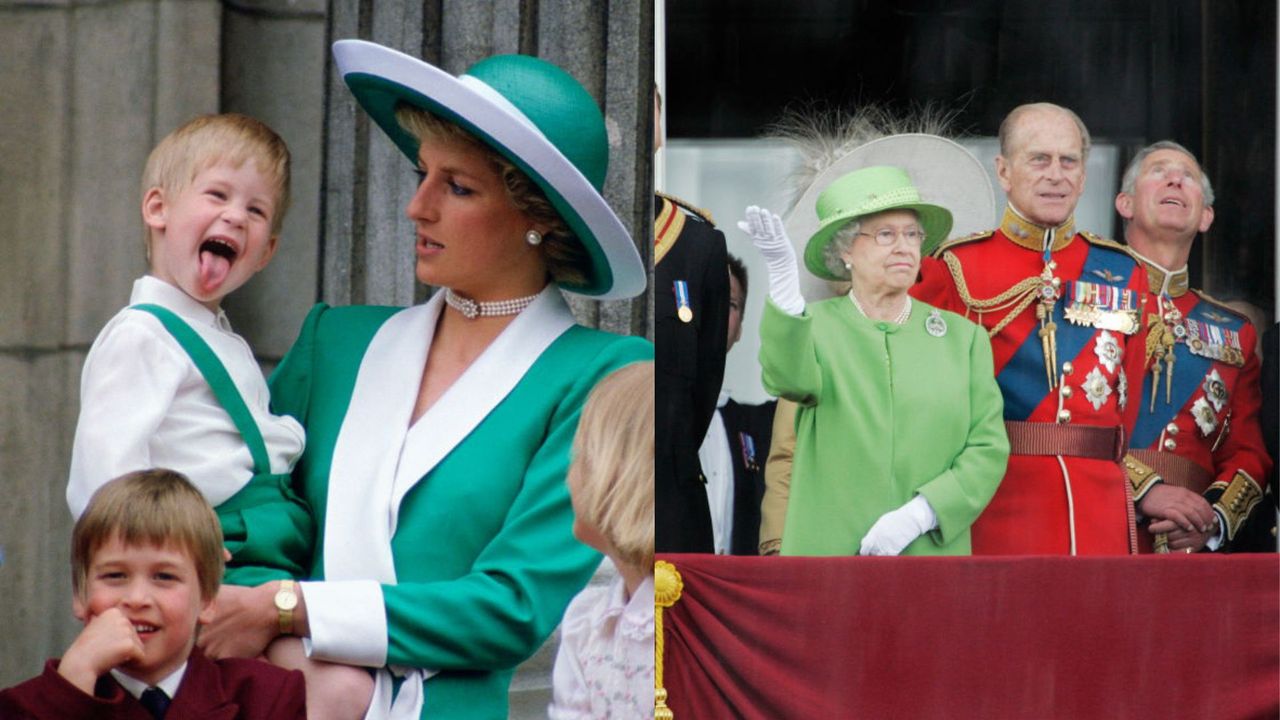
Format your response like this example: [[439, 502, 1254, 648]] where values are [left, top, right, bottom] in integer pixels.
[[323, 298, 440, 583], [389, 285, 575, 534], [322, 286, 575, 584]]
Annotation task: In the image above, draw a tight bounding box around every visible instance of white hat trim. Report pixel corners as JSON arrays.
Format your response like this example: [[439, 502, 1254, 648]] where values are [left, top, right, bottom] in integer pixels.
[[333, 39, 646, 300]]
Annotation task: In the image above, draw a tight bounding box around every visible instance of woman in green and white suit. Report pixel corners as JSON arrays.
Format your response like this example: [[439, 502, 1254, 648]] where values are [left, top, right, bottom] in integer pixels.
[[200, 41, 650, 720]]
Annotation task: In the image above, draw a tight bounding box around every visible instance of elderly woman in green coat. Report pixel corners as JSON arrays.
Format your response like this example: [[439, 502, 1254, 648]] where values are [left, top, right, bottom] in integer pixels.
[[740, 166, 1009, 556]]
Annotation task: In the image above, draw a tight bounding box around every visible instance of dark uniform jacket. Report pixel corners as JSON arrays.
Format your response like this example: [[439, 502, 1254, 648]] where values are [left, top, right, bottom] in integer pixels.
[[721, 398, 777, 555], [655, 192, 729, 553]]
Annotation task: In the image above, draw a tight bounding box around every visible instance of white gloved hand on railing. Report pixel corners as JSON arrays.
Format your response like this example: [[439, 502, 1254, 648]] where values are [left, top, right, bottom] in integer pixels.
[[859, 495, 938, 556], [738, 205, 805, 315]]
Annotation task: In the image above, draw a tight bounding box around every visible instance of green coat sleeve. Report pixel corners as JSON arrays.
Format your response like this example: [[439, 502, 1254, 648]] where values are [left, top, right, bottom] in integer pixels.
[[915, 323, 1010, 545], [381, 336, 653, 671], [759, 299, 822, 405], [267, 302, 328, 425]]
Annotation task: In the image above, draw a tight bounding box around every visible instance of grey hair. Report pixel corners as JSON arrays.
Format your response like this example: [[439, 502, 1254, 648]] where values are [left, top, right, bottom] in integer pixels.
[[767, 103, 959, 214], [823, 220, 861, 279], [998, 103, 1092, 163], [1119, 140, 1215, 206]]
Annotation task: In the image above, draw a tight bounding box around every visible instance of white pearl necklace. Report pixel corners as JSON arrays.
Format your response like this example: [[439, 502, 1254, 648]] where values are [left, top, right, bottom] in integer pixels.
[[849, 291, 911, 325], [445, 288, 540, 319]]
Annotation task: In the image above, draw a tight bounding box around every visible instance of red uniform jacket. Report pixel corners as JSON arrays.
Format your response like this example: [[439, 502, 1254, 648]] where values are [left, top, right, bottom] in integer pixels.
[[1129, 260, 1271, 549], [0, 648, 306, 719], [914, 208, 1149, 555]]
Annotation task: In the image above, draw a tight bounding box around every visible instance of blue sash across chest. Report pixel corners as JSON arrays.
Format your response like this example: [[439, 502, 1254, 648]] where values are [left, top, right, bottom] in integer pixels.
[[1131, 297, 1244, 447], [998, 243, 1136, 421]]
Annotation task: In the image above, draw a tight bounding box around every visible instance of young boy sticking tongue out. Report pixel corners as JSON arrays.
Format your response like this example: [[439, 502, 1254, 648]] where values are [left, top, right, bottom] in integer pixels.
[[67, 114, 376, 720]]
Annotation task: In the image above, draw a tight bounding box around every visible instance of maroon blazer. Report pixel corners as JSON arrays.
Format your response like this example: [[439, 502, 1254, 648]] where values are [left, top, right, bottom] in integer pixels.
[[0, 647, 305, 719]]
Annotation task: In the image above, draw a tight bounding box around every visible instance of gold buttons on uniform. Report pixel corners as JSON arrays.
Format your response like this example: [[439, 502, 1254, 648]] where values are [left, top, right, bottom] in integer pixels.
[[1058, 409, 1072, 423], [1165, 423, 1179, 435], [1061, 386, 1073, 398], [1163, 438, 1177, 450], [1062, 361, 1074, 375]]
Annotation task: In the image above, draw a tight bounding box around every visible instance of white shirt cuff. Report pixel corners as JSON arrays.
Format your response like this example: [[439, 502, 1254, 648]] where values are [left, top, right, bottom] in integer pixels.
[[1205, 510, 1227, 552], [300, 580, 387, 667]]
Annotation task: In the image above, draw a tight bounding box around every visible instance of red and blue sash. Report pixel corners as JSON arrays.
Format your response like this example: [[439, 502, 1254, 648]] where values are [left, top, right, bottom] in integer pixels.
[[997, 243, 1138, 421], [1131, 297, 1244, 448]]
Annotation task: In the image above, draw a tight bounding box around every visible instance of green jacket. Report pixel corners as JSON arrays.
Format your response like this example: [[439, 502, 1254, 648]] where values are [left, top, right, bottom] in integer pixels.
[[269, 293, 652, 719], [760, 296, 1008, 556]]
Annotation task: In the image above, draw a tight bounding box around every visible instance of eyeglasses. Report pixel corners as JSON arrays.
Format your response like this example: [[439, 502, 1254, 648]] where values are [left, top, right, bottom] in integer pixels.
[[857, 227, 926, 247]]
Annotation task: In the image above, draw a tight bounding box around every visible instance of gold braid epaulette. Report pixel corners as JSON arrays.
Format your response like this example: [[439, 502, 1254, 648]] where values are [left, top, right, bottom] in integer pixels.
[[654, 560, 685, 720], [929, 229, 993, 258], [1080, 230, 1134, 254], [656, 191, 715, 225], [1190, 288, 1252, 324], [939, 249, 1043, 338]]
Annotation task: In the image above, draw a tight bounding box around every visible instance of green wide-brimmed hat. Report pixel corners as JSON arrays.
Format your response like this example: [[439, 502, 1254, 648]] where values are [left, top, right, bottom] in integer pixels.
[[332, 39, 645, 300], [803, 165, 953, 281]]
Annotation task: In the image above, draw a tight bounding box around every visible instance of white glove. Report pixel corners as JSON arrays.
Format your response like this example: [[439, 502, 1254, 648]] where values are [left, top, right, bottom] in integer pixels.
[[737, 206, 805, 315], [859, 495, 938, 556]]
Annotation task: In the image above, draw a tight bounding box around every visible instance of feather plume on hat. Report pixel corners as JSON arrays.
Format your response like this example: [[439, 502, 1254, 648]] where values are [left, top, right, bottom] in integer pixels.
[[766, 104, 960, 214], [759, 104, 993, 300]]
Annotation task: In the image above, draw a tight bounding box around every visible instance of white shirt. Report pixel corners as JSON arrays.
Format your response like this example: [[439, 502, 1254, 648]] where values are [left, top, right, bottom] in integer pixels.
[[67, 276, 305, 516], [548, 569, 655, 720], [698, 391, 735, 554], [110, 662, 185, 700]]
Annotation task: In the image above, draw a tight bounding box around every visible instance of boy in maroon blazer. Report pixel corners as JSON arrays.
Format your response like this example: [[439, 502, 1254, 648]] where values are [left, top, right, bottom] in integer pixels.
[[0, 469, 306, 719]]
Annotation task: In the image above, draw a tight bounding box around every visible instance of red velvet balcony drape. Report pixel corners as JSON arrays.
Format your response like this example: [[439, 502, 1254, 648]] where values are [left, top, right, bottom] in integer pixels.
[[657, 554, 1279, 720]]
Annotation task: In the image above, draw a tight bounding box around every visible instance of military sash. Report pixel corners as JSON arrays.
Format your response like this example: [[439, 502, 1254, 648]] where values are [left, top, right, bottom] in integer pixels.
[[998, 243, 1138, 421], [1132, 297, 1245, 448]]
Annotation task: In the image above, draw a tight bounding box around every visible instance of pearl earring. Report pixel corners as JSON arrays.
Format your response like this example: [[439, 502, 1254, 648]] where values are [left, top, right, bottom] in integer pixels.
[[844, 261, 852, 270], [525, 230, 543, 246]]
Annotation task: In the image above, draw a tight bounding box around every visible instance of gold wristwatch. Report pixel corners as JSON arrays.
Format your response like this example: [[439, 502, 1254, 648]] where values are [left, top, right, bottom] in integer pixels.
[[274, 579, 298, 635]]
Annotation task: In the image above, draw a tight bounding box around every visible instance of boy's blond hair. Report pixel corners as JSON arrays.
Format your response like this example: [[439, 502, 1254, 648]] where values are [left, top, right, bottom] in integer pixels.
[[393, 104, 591, 287], [71, 469, 225, 602], [569, 361, 654, 571], [141, 113, 292, 240]]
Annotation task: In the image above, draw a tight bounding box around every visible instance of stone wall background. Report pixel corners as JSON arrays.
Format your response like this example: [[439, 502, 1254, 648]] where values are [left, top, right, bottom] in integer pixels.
[[0, 1, 654, 715]]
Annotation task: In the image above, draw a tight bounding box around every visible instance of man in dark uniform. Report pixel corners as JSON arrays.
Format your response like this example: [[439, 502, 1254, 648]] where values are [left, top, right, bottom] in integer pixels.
[[655, 189, 729, 553], [1245, 323, 1279, 550], [654, 83, 728, 553], [698, 253, 776, 554]]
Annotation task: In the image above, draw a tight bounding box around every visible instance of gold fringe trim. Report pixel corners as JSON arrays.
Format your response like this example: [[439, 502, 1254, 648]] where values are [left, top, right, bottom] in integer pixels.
[[941, 251, 1042, 338], [655, 560, 685, 720]]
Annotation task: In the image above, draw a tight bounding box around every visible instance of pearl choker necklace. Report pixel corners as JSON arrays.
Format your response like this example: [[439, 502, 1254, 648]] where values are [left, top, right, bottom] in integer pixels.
[[445, 288, 540, 319], [849, 292, 911, 325]]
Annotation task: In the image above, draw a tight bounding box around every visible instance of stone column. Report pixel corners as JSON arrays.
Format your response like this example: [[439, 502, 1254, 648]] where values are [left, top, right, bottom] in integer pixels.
[[219, 0, 328, 362], [0, 0, 222, 686]]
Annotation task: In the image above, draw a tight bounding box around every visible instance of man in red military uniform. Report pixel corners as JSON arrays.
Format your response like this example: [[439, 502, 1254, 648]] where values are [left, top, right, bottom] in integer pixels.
[[914, 103, 1163, 555], [1115, 141, 1271, 553]]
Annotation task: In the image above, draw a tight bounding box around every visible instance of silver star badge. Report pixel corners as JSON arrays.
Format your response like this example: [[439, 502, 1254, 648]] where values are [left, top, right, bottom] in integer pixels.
[[1082, 367, 1113, 411], [1093, 330, 1122, 374], [1191, 396, 1218, 436], [1201, 369, 1229, 413]]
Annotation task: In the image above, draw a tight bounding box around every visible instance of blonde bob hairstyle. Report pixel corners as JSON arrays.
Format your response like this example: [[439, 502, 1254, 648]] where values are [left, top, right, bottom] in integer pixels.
[[141, 113, 292, 238], [394, 104, 591, 287], [568, 361, 655, 571], [71, 469, 225, 603]]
